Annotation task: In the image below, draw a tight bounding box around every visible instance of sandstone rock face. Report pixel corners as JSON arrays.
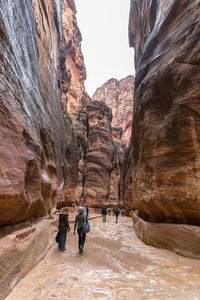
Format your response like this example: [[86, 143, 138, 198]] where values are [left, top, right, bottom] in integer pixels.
[[121, 141, 134, 209], [61, 0, 87, 125], [84, 101, 115, 207], [129, 0, 200, 225], [92, 76, 134, 146], [57, 0, 89, 208], [133, 211, 200, 260], [0, 218, 57, 299], [129, 0, 200, 255], [0, 0, 85, 226], [91, 77, 134, 208]]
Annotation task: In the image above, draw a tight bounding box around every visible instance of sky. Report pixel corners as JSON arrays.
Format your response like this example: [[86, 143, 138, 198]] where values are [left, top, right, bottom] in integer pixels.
[[75, 0, 135, 97]]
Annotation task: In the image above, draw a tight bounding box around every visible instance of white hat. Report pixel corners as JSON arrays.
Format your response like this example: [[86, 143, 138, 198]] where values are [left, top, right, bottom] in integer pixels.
[[79, 206, 84, 212]]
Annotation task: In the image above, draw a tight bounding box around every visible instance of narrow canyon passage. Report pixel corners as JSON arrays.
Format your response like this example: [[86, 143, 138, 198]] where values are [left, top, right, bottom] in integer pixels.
[[6, 216, 200, 300]]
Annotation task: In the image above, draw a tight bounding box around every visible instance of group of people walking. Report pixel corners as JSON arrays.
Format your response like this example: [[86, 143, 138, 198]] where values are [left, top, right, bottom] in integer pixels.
[[57, 205, 126, 253], [101, 207, 126, 223], [57, 206, 89, 253]]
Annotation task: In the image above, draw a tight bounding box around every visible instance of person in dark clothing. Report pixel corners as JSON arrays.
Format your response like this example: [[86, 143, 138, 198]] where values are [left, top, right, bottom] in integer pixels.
[[108, 207, 111, 216], [113, 207, 120, 223], [121, 208, 125, 217], [71, 203, 75, 212], [86, 206, 89, 216], [101, 207, 107, 222], [58, 207, 70, 251], [74, 206, 88, 253]]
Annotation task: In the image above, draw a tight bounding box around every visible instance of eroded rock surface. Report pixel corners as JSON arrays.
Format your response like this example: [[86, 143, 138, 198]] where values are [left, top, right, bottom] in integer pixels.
[[129, 0, 200, 254], [121, 141, 134, 209], [129, 0, 200, 224], [84, 101, 115, 207], [0, 0, 86, 226], [91, 77, 134, 208], [93, 76, 134, 146]]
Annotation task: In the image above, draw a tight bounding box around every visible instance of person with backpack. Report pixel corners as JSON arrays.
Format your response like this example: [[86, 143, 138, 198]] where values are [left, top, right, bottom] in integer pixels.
[[101, 207, 107, 222], [74, 206, 89, 253], [57, 207, 70, 251], [114, 207, 120, 223]]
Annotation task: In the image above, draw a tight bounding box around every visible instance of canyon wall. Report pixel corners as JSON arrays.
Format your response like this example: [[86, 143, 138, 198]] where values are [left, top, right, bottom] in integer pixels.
[[0, 0, 86, 227], [129, 0, 200, 257]]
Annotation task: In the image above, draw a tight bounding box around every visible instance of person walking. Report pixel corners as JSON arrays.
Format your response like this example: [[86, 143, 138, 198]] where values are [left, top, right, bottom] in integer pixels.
[[101, 207, 107, 222], [57, 207, 70, 251], [108, 207, 111, 216], [86, 205, 89, 217], [114, 207, 120, 223], [74, 206, 88, 253], [121, 208, 125, 217], [71, 203, 75, 212]]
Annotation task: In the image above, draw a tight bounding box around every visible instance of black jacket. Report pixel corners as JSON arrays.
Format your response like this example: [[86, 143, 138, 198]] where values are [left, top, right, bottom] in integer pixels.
[[101, 208, 107, 215], [58, 214, 69, 231]]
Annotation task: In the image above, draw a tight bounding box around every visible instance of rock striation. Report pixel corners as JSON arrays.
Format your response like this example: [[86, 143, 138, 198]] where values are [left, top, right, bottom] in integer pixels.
[[93, 76, 134, 146], [129, 0, 200, 257], [86, 77, 134, 208], [0, 0, 86, 227], [83, 101, 115, 207]]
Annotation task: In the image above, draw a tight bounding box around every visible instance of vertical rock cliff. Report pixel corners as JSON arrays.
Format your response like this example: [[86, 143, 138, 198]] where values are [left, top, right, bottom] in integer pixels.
[[129, 0, 200, 257], [82, 76, 134, 208], [83, 101, 115, 207], [93, 76, 134, 145], [0, 0, 86, 226]]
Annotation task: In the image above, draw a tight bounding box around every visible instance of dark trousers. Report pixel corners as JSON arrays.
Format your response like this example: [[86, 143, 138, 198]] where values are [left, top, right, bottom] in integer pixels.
[[58, 230, 67, 250], [77, 227, 86, 249]]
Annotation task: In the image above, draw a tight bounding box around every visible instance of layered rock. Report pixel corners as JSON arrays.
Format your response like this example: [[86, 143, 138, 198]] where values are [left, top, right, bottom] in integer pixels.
[[110, 128, 125, 207], [121, 141, 134, 209], [0, 0, 86, 226], [92, 76, 134, 146], [83, 101, 115, 207], [61, 0, 87, 124], [57, 0, 89, 207], [129, 0, 200, 257], [91, 77, 134, 208]]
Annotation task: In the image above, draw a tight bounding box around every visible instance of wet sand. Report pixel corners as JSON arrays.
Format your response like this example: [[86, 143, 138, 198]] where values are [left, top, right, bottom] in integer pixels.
[[6, 216, 200, 300]]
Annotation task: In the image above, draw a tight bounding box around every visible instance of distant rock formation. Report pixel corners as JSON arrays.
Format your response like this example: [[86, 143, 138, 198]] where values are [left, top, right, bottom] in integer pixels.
[[83, 101, 115, 207], [82, 76, 134, 208], [129, 0, 200, 258], [93, 76, 134, 146]]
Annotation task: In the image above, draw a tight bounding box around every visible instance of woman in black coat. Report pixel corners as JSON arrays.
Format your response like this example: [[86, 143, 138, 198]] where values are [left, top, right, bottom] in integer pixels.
[[58, 207, 70, 251]]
